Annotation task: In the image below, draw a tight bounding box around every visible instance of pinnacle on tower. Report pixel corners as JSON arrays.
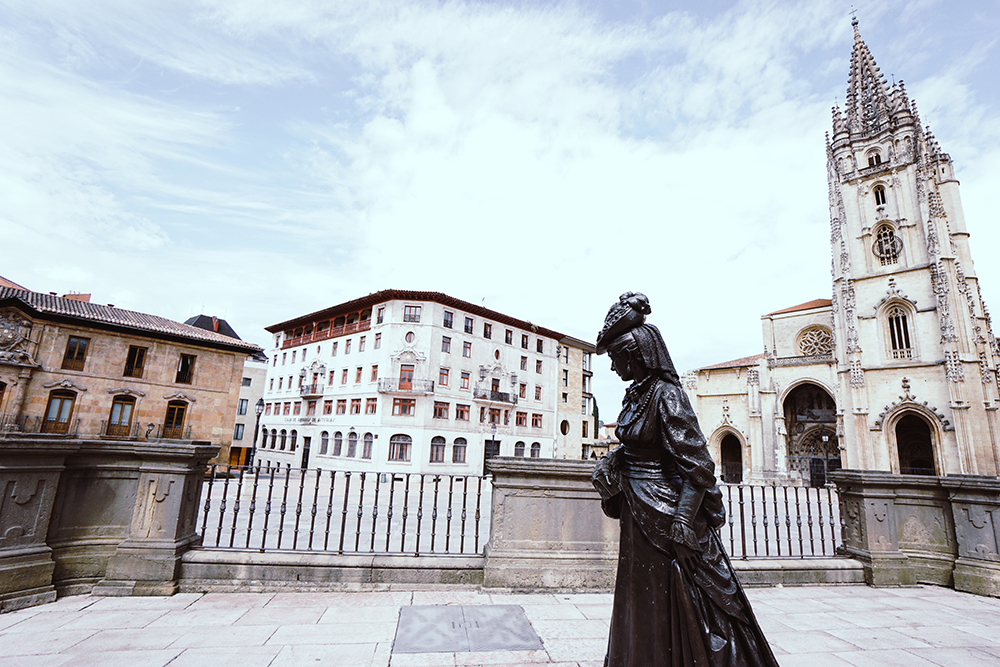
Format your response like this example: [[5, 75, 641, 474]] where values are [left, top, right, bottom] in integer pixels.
[[845, 23, 892, 136], [832, 106, 847, 135], [925, 127, 941, 157]]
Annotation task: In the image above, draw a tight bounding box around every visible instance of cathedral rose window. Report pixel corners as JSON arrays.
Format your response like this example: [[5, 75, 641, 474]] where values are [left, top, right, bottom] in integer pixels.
[[798, 327, 834, 356]]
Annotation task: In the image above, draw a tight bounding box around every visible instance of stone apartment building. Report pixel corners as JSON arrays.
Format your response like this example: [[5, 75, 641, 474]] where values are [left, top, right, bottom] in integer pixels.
[[257, 289, 595, 474], [684, 24, 1000, 486], [0, 285, 262, 463]]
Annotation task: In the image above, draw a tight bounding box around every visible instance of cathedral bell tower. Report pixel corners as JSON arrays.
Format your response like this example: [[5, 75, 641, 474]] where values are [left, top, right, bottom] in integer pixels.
[[827, 20, 1000, 475]]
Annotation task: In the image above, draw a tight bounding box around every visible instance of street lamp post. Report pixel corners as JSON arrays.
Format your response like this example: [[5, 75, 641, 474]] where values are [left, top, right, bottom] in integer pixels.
[[248, 398, 264, 471]]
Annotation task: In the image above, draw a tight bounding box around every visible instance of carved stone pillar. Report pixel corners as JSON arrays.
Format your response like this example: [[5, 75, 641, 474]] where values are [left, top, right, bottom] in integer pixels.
[[941, 475, 1000, 597], [92, 441, 217, 597], [0, 438, 81, 611]]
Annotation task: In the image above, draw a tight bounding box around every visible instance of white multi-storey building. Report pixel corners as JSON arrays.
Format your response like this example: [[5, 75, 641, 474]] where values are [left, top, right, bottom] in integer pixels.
[[256, 290, 593, 474]]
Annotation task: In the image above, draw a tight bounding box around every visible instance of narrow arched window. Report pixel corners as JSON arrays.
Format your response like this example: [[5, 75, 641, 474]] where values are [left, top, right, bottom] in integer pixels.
[[452, 437, 466, 463], [887, 306, 912, 359], [320, 431, 329, 455], [514, 441, 525, 457], [279, 429, 287, 450], [389, 434, 412, 461], [874, 225, 900, 266], [333, 431, 343, 456], [868, 151, 882, 167], [289, 430, 297, 451], [347, 432, 358, 457], [430, 436, 446, 462], [530, 442, 541, 458], [363, 433, 373, 459], [874, 185, 887, 206]]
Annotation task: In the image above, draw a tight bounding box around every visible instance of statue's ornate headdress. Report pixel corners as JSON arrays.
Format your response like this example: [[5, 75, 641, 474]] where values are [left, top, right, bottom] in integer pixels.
[[596, 292, 651, 354]]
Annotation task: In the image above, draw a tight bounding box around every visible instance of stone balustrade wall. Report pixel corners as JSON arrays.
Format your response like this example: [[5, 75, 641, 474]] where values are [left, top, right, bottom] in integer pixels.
[[0, 436, 217, 611], [831, 469, 1000, 597]]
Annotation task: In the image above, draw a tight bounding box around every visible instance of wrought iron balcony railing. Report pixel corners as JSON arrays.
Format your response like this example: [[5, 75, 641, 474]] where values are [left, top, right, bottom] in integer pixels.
[[0, 415, 80, 437], [473, 389, 517, 405], [300, 383, 324, 398]]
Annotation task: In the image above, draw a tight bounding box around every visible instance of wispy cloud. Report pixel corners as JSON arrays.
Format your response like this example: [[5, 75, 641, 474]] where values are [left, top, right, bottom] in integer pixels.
[[1, 0, 999, 413]]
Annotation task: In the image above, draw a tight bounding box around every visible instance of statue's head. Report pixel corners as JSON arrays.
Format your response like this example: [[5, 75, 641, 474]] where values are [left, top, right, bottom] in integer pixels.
[[597, 292, 678, 383]]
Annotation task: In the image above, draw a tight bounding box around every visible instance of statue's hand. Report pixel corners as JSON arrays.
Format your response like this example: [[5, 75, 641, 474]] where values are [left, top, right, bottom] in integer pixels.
[[674, 543, 698, 575], [591, 455, 618, 502]]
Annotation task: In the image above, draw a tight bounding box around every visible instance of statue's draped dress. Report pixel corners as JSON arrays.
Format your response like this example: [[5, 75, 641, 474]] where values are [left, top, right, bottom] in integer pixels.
[[604, 374, 779, 667]]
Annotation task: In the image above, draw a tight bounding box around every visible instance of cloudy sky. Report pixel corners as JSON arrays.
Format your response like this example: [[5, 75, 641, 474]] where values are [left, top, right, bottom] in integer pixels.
[[2, 0, 999, 418]]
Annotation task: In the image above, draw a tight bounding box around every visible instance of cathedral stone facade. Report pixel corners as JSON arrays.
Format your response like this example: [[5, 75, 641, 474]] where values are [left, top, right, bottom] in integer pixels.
[[684, 24, 1000, 485]]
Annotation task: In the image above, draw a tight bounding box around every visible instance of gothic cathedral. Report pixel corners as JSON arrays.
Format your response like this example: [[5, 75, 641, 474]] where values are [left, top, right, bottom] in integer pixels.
[[684, 22, 1000, 485]]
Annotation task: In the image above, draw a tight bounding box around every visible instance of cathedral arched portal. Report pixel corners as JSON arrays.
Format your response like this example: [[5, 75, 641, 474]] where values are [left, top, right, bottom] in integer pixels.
[[892, 412, 936, 475], [782, 382, 840, 487], [719, 433, 743, 484]]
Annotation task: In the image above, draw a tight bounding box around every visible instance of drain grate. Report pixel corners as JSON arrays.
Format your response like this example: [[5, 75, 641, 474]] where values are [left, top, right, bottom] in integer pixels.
[[393, 605, 543, 653]]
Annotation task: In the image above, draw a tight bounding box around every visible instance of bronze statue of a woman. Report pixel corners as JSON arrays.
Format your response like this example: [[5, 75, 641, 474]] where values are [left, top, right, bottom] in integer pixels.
[[592, 292, 779, 667]]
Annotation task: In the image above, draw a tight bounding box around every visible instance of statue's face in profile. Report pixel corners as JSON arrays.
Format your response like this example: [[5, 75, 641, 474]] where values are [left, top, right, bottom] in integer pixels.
[[608, 347, 634, 382]]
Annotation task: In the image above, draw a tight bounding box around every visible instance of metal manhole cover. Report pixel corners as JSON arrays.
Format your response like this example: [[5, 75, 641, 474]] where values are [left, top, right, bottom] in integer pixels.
[[393, 605, 543, 653]]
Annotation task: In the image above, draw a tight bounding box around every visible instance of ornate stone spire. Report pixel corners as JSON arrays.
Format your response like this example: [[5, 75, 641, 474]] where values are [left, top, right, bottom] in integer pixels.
[[845, 22, 892, 136]]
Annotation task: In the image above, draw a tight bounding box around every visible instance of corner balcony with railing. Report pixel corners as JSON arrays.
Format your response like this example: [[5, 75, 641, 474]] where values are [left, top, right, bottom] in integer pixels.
[[377, 378, 435, 395], [473, 389, 517, 405], [281, 319, 372, 349]]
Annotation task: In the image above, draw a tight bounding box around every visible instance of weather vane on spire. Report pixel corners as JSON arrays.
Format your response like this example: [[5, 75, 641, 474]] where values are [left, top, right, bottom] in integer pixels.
[[850, 5, 858, 28]]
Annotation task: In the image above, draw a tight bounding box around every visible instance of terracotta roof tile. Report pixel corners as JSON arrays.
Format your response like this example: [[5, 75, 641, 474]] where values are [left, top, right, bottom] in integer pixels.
[[0, 275, 29, 290], [266, 289, 566, 340], [698, 352, 767, 371], [0, 287, 262, 354], [766, 299, 832, 316]]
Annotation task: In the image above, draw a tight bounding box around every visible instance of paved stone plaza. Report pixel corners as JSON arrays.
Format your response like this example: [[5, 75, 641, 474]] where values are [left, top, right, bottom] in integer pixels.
[[2, 585, 1000, 666]]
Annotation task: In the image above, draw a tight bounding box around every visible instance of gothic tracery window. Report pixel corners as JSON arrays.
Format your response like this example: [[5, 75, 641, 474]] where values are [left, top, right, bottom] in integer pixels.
[[873, 184, 887, 206], [798, 327, 834, 356], [887, 306, 912, 359]]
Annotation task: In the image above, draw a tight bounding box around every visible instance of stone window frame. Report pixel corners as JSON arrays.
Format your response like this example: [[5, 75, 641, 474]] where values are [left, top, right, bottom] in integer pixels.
[[879, 300, 917, 362]]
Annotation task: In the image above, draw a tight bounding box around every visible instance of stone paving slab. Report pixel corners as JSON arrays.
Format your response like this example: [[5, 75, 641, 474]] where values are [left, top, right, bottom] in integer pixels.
[[2, 585, 1000, 666], [394, 606, 543, 653]]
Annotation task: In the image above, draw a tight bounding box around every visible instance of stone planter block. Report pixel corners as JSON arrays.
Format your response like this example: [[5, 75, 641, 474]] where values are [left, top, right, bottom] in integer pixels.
[[483, 458, 619, 590], [941, 475, 1000, 597]]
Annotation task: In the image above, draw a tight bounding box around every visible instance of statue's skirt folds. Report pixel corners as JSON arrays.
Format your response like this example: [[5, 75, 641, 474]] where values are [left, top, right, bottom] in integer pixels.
[[606, 499, 780, 667]]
